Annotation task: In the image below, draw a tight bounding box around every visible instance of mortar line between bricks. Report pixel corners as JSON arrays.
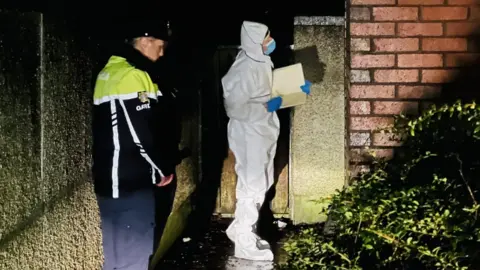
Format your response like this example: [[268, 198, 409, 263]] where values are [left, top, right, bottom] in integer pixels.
[[350, 131, 393, 135], [349, 82, 443, 85], [369, 20, 423, 23], [364, 67, 462, 70], [350, 114, 406, 118], [417, 19, 471, 22], [350, 82, 443, 85], [351, 98, 440, 102], [369, 101, 374, 114], [350, 146, 400, 149], [369, 113, 420, 116], [352, 52, 412, 55], [352, 114, 418, 119], [350, 5, 398, 8], [418, 68, 424, 82], [351, 35, 408, 38], [350, 131, 391, 133], [442, 20, 448, 38]]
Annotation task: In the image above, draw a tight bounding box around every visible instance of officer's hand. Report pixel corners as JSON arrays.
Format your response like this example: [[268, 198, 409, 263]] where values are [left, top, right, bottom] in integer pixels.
[[157, 174, 174, 187]]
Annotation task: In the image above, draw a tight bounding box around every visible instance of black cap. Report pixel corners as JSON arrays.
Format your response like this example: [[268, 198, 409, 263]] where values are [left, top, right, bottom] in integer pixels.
[[124, 18, 170, 41]]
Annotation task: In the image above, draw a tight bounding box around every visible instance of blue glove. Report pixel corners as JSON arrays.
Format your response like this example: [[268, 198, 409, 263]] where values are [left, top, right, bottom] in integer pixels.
[[300, 80, 312, 95], [266, 96, 282, 112]]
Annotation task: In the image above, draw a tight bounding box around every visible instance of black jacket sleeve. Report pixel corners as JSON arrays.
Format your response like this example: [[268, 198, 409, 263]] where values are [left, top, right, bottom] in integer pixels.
[[117, 71, 175, 182]]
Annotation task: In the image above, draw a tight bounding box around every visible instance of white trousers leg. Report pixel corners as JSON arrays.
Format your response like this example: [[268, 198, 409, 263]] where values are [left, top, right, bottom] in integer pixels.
[[226, 120, 278, 261]]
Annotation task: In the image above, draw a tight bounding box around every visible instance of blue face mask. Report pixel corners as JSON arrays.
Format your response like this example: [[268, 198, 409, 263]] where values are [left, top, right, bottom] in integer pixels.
[[264, 39, 276, 55]]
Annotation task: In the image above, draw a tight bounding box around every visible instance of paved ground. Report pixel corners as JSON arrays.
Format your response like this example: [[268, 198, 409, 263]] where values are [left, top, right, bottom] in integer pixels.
[[155, 218, 292, 270]]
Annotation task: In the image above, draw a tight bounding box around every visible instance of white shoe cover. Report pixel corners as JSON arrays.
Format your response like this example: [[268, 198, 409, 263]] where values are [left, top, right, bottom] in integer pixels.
[[226, 220, 271, 250], [233, 232, 274, 261]]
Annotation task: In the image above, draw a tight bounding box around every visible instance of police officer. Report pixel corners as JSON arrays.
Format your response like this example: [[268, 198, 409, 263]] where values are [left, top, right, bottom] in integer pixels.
[[92, 19, 174, 269]]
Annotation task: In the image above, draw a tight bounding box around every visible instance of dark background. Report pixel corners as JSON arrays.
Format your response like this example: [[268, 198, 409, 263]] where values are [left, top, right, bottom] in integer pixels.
[[1, 2, 345, 45], [2, 1, 345, 85]]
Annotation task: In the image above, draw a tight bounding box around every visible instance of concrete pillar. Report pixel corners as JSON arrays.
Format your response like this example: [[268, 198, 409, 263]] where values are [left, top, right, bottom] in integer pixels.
[[0, 12, 102, 269], [290, 16, 347, 224]]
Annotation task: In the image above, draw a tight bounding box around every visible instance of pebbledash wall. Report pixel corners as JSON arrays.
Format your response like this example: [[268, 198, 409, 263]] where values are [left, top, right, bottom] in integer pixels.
[[347, 0, 480, 171]]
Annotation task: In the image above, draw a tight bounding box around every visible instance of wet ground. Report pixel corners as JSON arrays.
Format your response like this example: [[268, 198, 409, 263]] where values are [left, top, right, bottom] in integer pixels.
[[155, 217, 292, 270]]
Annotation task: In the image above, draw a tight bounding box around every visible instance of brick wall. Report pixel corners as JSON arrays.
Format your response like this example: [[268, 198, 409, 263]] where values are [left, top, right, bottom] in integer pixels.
[[348, 0, 480, 170]]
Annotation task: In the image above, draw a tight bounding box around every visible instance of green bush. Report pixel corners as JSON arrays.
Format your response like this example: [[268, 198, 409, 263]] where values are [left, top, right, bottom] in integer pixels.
[[281, 101, 480, 270]]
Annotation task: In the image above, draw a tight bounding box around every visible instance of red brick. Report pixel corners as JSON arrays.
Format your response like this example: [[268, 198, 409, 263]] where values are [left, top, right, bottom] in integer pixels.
[[351, 70, 371, 83], [399, 0, 444, 4], [350, 101, 371, 115], [372, 133, 403, 147], [422, 7, 468, 21], [373, 7, 418, 21], [422, 69, 460, 83], [352, 0, 395, 4], [351, 54, 395, 68], [350, 117, 394, 130], [350, 133, 371, 146], [373, 101, 419, 114], [350, 85, 396, 98], [351, 38, 371, 51], [470, 6, 480, 20], [374, 38, 419, 52], [397, 54, 443, 67], [445, 53, 480, 66], [398, 23, 443, 37], [397, 85, 441, 98], [351, 7, 371, 21], [422, 38, 467, 51], [374, 69, 419, 82], [350, 148, 394, 162], [351, 23, 395, 36], [448, 0, 477, 4], [446, 22, 478, 36]]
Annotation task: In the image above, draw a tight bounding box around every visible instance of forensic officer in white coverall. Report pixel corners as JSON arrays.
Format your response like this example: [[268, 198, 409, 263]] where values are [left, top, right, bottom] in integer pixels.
[[222, 20, 311, 261]]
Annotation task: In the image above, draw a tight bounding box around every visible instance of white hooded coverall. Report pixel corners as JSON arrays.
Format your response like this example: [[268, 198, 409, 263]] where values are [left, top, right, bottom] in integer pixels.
[[221, 21, 280, 261]]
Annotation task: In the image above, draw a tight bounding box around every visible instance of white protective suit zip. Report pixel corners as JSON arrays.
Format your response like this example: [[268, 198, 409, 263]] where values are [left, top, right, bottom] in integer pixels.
[[221, 21, 280, 261]]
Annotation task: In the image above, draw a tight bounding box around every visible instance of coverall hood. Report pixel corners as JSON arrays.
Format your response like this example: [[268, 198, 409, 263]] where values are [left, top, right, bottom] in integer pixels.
[[240, 21, 270, 62]]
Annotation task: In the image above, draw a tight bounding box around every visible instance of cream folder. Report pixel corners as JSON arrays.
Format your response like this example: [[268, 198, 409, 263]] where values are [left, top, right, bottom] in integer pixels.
[[271, 63, 307, 109]]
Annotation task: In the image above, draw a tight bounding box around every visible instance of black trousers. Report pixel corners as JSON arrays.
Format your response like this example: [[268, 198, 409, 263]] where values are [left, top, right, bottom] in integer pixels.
[[97, 189, 155, 270], [153, 175, 177, 251]]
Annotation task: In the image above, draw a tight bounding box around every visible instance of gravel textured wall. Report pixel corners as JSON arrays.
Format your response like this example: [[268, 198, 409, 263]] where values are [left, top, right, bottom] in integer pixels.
[[0, 11, 102, 269]]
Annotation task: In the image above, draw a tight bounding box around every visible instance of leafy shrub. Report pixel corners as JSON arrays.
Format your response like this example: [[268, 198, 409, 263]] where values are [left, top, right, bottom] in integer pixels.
[[281, 101, 480, 270]]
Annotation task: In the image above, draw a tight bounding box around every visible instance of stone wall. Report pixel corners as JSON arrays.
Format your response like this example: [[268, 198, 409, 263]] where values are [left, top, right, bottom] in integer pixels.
[[290, 18, 347, 224], [0, 12, 102, 269]]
